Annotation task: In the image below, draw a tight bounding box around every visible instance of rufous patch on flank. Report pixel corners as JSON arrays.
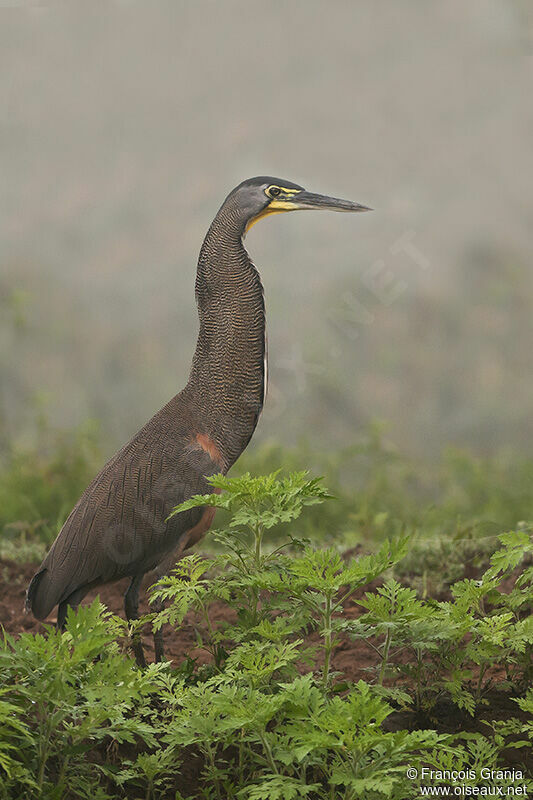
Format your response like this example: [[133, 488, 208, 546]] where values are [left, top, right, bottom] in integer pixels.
[[195, 433, 224, 467]]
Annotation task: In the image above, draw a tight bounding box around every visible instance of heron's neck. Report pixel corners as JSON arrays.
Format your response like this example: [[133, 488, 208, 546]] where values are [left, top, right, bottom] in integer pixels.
[[186, 207, 266, 469]]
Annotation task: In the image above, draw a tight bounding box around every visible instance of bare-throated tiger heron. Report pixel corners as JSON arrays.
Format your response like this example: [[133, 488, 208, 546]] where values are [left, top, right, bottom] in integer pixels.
[[26, 177, 370, 666]]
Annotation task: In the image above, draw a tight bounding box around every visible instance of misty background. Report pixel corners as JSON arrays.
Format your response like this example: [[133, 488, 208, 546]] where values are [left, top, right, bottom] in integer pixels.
[[1, 1, 532, 462]]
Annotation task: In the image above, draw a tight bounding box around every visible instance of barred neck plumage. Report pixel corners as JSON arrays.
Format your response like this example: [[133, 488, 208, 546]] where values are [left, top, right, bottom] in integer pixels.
[[186, 196, 266, 469]]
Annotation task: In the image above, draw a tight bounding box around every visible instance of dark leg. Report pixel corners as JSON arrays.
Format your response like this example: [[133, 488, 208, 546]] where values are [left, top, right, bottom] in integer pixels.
[[152, 597, 165, 663], [125, 574, 146, 668], [57, 586, 89, 629], [57, 600, 70, 629]]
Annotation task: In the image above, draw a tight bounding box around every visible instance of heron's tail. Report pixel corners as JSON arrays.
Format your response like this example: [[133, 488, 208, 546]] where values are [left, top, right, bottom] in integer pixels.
[[26, 568, 56, 620]]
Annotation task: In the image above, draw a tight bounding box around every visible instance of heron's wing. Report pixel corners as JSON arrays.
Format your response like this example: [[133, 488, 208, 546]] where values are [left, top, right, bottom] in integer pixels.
[[27, 395, 219, 619]]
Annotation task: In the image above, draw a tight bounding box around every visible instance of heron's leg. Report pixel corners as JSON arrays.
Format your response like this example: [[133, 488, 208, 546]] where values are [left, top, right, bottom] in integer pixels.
[[57, 600, 71, 630], [152, 597, 166, 663], [150, 548, 181, 664], [57, 586, 88, 629], [125, 574, 146, 668]]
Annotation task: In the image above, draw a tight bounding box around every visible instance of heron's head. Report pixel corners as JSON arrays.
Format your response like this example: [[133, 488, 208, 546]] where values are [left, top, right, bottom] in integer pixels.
[[225, 176, 371, 234]]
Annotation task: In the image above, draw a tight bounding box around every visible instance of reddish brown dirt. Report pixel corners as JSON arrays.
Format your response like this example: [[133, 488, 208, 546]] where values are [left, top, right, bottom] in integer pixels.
[[1, 557, 223, 667], [0, 557, 527, 687], [0, 557, 383, 679]]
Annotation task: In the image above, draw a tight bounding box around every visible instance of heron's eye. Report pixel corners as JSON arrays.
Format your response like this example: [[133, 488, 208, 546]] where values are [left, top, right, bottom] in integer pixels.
[[267, 186, 281, 198]]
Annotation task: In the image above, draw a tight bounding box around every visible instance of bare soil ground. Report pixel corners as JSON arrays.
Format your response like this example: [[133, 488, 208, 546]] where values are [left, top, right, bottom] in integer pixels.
[[0, 556, 381, 678]]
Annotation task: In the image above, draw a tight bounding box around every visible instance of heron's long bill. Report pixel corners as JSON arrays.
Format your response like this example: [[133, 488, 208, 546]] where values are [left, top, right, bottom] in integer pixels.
[[270, 192, 372, 213]]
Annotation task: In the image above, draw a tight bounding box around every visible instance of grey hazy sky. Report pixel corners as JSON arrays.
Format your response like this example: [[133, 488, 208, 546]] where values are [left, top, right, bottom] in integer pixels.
[[1, 1, 532, 452]]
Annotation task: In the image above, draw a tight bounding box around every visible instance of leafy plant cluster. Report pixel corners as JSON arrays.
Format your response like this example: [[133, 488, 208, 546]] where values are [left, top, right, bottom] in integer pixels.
[[348, 527, 533, 714], [0, 602, 167, 799], [1, 471, 531, 799]]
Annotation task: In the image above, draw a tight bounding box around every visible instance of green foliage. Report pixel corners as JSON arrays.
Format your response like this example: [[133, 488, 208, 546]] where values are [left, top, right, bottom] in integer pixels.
[[347, 529, 533, 714], [161, 674, 448, 800], [152, 472, 531, 796], [0, 601, 170, 799], [0, 464, 531, 798], [170, 470, 331, 528], [163, 471, 407, 686]]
